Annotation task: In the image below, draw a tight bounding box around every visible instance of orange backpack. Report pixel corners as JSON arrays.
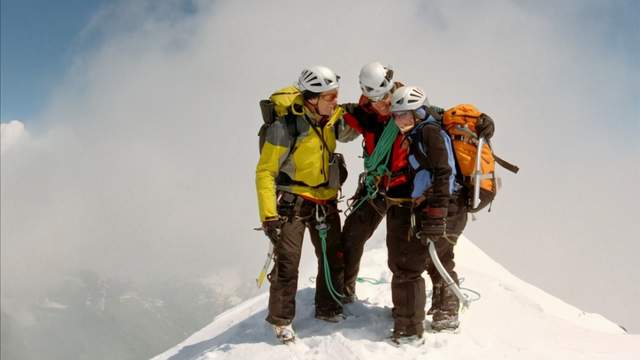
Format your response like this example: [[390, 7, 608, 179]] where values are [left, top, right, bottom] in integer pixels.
[[442, 104, 519, 212]]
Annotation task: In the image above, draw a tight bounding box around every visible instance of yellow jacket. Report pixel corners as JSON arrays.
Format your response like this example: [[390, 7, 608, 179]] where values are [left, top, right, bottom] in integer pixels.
[[256, 106, 358, 222]]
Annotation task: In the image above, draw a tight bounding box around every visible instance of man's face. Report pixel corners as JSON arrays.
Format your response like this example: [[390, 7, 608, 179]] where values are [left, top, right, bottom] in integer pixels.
[[316, 89, 338, 116], [370, 92, 392, 116], [393, 110, 415, 133]]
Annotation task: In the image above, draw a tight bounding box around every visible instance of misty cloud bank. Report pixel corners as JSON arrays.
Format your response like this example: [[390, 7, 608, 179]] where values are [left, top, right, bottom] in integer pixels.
[[1, 120, 27, 154], [1, 1, 638, 357]]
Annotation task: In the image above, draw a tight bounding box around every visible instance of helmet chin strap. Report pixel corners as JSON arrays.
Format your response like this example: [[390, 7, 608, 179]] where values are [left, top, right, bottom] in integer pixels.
[[304, 100, 327, 124], [304, 99, 320, 115], [395, 112, 419, 134], [398, 123, 415, 134]]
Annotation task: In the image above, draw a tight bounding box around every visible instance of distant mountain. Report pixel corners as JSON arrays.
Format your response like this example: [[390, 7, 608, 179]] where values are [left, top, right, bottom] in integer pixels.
[[1, 271, 252, 360]]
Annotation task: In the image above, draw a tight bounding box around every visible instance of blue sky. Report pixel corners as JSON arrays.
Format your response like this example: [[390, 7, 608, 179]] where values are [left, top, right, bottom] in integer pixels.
[[1, 0, 105, 121], [1, 0, 638, 123]]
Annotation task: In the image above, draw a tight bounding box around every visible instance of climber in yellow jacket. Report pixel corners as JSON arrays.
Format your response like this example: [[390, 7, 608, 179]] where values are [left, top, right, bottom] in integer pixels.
[[256, 65, 358, 343]]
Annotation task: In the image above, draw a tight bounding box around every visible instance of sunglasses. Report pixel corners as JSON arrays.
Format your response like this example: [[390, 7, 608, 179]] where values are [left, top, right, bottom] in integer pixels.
[[369, 92, 391, 103], [392, 111, 412, 117], [320, 92, 338, 102]]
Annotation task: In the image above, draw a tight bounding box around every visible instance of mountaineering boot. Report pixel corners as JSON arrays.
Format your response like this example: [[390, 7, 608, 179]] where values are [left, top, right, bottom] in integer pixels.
[[427, 282, 442, 316], [315, 312, 347, 323], [430, 284, 460, 332], [389, 321, 425, 346], [273, 324, 295, 344], [431, 311, 460, 332], [342, 293, 357, 304], [389, 331, 425, 346]]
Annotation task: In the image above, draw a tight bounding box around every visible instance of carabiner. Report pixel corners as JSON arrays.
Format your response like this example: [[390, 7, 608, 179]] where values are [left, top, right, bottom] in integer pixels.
[[315, 204, 328, 231], [315, 203, 327, 222]]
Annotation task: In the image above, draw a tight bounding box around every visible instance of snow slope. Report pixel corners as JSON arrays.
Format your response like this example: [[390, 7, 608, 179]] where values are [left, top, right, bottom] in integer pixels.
[[152, 236, 639, 359]]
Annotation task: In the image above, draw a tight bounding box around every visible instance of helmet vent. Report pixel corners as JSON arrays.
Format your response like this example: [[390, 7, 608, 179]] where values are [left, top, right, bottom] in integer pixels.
[[384, 69, 394, 81]]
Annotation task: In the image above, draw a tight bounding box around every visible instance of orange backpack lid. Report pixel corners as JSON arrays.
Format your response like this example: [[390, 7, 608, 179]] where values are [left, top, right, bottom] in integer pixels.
[[443, 104, 483, 133]]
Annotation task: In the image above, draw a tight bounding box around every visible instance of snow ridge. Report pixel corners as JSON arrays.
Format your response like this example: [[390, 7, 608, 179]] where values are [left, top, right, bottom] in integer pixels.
[[153, 237, 639, 360]]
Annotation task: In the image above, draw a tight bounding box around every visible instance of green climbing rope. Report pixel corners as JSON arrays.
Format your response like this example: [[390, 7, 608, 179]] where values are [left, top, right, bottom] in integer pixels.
[[347, 120, 400, 215], [318, 221, 345, 305], [355, 277, 388, 285]]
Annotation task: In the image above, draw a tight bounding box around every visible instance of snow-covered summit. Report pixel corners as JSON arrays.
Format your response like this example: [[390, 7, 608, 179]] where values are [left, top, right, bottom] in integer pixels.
[[152, 237, 639, 360]]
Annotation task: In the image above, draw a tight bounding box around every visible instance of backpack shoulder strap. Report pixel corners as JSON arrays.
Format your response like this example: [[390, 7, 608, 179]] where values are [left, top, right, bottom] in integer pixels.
[[426, 106, 444, 122], [408, 122, 430, 169], [284, 113, 300, 153], [409, 119, 454, 172], [304, 116, 335, 156]]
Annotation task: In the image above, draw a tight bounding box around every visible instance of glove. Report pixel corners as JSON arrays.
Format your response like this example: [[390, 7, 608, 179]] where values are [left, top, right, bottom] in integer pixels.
[[476, 113, 495, 140], [262, 218, 282, 245], [419, 207, 448, 240]]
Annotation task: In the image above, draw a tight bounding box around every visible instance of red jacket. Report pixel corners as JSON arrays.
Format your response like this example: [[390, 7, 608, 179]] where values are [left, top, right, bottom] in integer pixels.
[[343, 96, 411, 193]]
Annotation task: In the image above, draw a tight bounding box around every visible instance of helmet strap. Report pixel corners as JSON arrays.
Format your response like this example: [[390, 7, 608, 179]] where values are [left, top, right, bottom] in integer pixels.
[[304, 100, 325, 123], [304, 98, 319, 114]]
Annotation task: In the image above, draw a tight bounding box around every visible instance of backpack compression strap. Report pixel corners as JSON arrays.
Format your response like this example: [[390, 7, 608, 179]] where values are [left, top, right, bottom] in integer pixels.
[[493, 154, 519, 174]]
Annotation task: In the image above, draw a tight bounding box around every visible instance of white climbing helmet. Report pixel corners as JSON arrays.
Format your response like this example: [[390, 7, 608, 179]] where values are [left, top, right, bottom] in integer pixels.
[[296, 65, 340, 93], [390, 86, 429, 112], [359, 62, 394, 101]]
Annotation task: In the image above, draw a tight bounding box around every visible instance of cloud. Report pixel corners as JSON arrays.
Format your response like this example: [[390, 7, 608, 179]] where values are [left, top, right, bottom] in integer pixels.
[[0, 120, 27, 154], [1, 0, 639, 333]]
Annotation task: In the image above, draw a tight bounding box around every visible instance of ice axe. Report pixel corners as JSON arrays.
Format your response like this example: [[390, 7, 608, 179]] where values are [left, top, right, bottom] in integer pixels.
[[255, 242, 274, 288], [254, 226, 275, 288], [471, 136, 486, 210], [426, 237, 470, 310], [451, 126, 489, 210]]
